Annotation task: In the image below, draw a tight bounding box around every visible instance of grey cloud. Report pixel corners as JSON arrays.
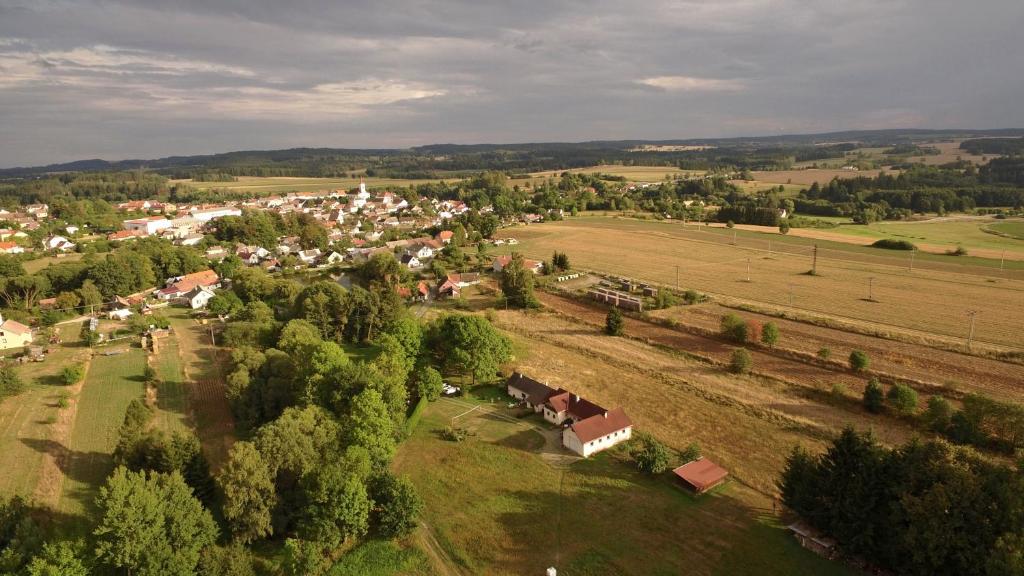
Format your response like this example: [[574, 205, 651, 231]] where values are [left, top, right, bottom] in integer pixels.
[[0, 0, 1022, 166]]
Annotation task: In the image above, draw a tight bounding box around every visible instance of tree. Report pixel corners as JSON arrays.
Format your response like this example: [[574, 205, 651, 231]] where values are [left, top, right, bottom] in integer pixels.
[[923, 396, 953, 432], [94, 467, 218, 576], [886, 384, 919, 416], [630, 433, 670, 474], [720, 313, 748, 343], [430, 315, 512, 385], [208, 291, 244, 317], [369, 472, 422, 538], [297, 460, 371, 549], [0, 365, 25, 397], [605, 307, 624, 336], [849, 350, 870, 372], [414, 367, 443, 402], [862, 378, 885, 413], [25, 541, 89, 576], [344, 389, 397, 470], [77, 279, 104, 311], [198, 545, 256, 576], [761, 322, 779, 347], [730, 348, 752, 374], [779, 221, 791, 234], [499, 252, 539, 308], [218, 442, 276, 543], [61, 364, 85, 386]]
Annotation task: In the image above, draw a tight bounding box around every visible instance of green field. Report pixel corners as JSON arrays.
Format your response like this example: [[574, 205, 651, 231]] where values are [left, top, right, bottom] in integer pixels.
[[59, 347, 146, 518], [172, 175, 455, 195], [21, 253, 85, 274], [393, 390, 855, 576], [151, 336, 190, 433], [821, 218, 1024, 257]]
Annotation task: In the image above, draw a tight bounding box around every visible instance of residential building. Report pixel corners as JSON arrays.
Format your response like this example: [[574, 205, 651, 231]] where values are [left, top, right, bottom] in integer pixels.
[[0, 314, 32, 350], [123, 216, 172, 236]]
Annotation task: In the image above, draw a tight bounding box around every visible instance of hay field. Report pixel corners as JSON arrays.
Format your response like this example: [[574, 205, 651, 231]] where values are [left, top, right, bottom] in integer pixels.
[[750, 168, 889, 187], [171, 175, 453, 195], [525, 164, 704, 183], [497, 217, 1024, 350]]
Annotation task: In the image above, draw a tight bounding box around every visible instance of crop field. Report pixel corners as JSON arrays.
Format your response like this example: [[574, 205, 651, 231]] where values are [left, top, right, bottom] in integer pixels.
[[749, 168, 889, 187], [170, 175, 453, 195], [394, 389, 856, 576], [59, 346, 146, 517], [524, 164, 704, 184], [496, 217, 1024, 351], [0, 325, 91, 501]]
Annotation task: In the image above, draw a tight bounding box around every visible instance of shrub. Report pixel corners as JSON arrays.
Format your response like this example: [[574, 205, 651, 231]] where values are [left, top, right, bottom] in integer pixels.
[[683, 289, 704, 305], [817, 347, 831, 360], [726, 220, 735, 229], [441, 427, 467, 442], [871, 239, 916, 250], [923, 396, 953, 432], [886, 384, 919, 416], [946, 244, 968, 256], [0, 366, 25, 397], [761, 322, 779, 347], [605, 308, 625, 336], [745, 320, 762, 344], [630, 433, 671, 474], [720, 313, 748, 343], [779, 221, 791, 234], [143, 365, 157, 383], [61, 364, 86, 386], [679, 442, 701, 463], [863, 378, 885, 413], [830, 383, 848, 404], [730, 348, 752, 374], [849, 350, 870, 372]]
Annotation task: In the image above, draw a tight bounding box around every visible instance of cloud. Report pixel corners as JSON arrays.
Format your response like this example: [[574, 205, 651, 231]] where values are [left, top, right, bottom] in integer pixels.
[[636, 75, 746, 93]]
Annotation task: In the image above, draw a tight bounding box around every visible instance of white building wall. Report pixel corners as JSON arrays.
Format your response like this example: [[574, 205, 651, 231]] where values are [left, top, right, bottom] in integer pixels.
[[564, 425, 633, 458]]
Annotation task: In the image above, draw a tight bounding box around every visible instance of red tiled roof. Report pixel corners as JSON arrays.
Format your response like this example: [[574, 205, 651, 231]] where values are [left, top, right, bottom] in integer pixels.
[[0, 319, 32, 335], [546, 392, 606, 421], [673, 458, 729, 492], [570, 408, 632, 444]]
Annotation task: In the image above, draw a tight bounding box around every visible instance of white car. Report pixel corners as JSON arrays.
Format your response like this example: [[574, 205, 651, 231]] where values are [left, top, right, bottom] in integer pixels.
[[442, 384, 461, 397]]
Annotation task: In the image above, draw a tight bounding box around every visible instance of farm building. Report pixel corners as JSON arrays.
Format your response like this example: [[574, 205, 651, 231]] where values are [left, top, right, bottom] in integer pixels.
[[492, 255, 543, 274], [506, 372, 560, 412], [437, 272, 481, 298], [672, 458, 729, 494], [588, 287, 643, 311], [157, 269, 221, 300], [543, 392, 607, 426], [562, 408, 633, 458]]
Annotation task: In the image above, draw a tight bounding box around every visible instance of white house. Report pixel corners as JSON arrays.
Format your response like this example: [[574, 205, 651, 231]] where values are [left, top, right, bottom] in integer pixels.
[[0, 314, 33, 350], [108, 308, 133, 321], [123, 216, 172, 236], [189, 206, 242, 222], [297, 249, 322, 265], [0, 242, 24, 254], [185, 286, 216, 309], [562, 408, 633, 458], [400, 254, 422, 269], [323, 251, 345, 265], [42, 235, 75, 252]]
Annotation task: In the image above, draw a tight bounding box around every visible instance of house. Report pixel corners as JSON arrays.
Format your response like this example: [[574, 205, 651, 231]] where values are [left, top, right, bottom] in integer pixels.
[[437, 273, 481, 298], [492, 255, 543, 274], [108, 308, 133, 321], [0, 242, 24, 254], [107, 230, 144, 242], [672, 458, 729, 494], [562, 407, 633, 458], [177, 234, 204, 247], [399, 254, 422, 269], [408, 240, 440, 260], [543, 391, 607, 426], [506, 372, 559, 412], [0, 314, 33, 350], [297, 249, 322, 265], [65, 225, 80, 235], [185, 286, 216, 310], [323, 251, 345, 265], [189, 206, 241, 222], [42, 235, 75, 252], [123, 216, 172, 236], [0, 229, 28, 241], [416, 281, 431, 301], [437, 230, 454, 244], [205, 246, 228, 261], [157, 270, 221, 300]]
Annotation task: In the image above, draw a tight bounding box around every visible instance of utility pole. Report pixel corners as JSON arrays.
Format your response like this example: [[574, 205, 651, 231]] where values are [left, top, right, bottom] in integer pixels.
[[966, 310, 978, 350], [788, 284, 794, 307], [768, 239, 772, 256], [868, 277, 875, 301], [811, 244, 818, 275], [1000, 250, 1006, 274], [675, 265, 679, 290], [746, 258, 751, 282], [909, 249, 915, 272], [732, 230, 737, 245]]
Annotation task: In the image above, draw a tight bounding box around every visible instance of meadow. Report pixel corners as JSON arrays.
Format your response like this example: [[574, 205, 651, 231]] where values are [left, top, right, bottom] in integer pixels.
[[524, 164, 704, 184], [812, 217, 1024, 259], [495, 216, 1024, 350]]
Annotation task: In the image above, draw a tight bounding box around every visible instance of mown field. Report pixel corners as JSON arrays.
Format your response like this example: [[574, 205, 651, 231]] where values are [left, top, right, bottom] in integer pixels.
[[394, 388, 856, 576], [524, 164, 704, 184], [495, 216, 1024, 350], [170, 175, 453, 195], [988, 220, 1024, 240], [58, 346, 146, 518], [816, 217, 1024, 258]]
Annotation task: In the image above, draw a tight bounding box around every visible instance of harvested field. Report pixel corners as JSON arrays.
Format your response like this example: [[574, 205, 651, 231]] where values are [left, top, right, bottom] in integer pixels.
[[525, 164, 703, 184], [497, 217, 1024, 350], [750, 168, 889, 186], [648, 302, 1024, 404]]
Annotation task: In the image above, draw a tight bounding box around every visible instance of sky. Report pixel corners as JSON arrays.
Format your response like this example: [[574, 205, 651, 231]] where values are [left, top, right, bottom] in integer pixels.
[[1, 0, 1022, 167]]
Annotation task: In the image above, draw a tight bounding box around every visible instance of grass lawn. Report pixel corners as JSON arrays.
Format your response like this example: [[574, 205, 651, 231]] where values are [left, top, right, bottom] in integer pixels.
[[824, 218, 1024, 256], [21, 253, 85, 274], [327, 540, 430, 576], [393, 394, 858, 576], [59, 346, 146, 519], [987, 219, 1024, 240], [344, 342, 382, 363]]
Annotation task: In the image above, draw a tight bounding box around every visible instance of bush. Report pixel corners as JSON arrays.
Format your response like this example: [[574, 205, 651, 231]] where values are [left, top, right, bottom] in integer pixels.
[[779, 221, 791, 234], [761, 322, 779, 347], [923, 396, 953, 432], [830, 383, 848, 404], [683, 289, 704, 305], [61, 364, 86, 386], [946, 244, 968, 256], [817, 347, 831, 360], [0, 366, 25, 397], [630, 433, 671, 474], [730, 348, 752, 374], [605, 308, 624, 336], [863, 378, 885, 413], [679, 442, 701, 463], [849, 350, 870, 372], [720, 313, 747, 343], [441, 427, 467, 442], [886, 384, 919, 416], [871, 239, 916, 250], [143, 365, 157, 383]]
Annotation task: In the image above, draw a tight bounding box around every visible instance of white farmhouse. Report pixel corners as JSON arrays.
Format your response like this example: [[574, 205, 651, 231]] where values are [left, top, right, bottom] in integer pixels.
[[123, 216, 172, 236]]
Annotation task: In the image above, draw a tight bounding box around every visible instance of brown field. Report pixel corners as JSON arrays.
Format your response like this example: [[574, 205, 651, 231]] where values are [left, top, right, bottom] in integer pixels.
[[524, 164, 704, 184], [496, 217, 1024, 351], [906, 140, 992, 166], [749, 168, 890, 186]]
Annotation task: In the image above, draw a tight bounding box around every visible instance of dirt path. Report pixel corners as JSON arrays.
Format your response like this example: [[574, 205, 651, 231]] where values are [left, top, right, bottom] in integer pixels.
[[32, 353, 92, 507], [653, 303, 1024, 403], [169, 317, 235, 471], [415, 522, 466, 576]]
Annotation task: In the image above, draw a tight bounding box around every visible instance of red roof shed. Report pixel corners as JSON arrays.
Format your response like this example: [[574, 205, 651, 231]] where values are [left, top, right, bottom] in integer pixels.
[[672, 458, 729, 494]]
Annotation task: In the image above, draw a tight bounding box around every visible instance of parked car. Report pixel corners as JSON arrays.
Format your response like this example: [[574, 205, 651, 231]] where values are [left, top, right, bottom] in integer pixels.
[[442, 383, 461, 397]]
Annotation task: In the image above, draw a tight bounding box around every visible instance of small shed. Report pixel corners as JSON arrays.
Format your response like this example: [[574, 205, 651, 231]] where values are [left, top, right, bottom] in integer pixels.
[[787, 521, 837, 559], [672, 458, 729, 494]]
